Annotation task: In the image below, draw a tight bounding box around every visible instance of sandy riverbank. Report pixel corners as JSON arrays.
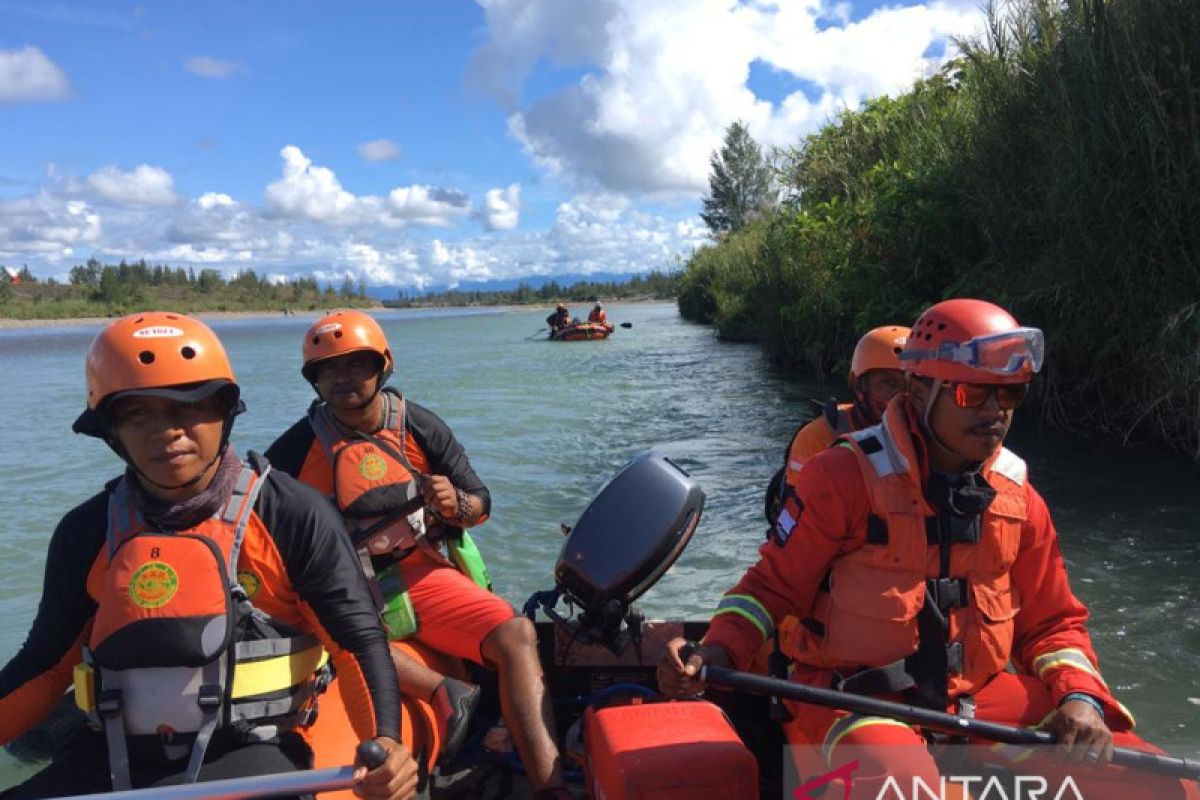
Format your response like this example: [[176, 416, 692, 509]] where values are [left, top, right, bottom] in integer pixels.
[[0, 298, 672, 330], [0, 309, 330, 330]]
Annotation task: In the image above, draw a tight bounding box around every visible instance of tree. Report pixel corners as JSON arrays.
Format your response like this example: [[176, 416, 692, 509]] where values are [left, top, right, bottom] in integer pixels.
[[700, 120, 773, 236], [197, 269, 224, 293]]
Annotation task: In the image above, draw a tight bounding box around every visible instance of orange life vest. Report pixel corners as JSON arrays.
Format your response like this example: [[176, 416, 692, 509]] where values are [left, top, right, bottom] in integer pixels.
[[765, 401, 854, 527], [80, 461, 330, 789], [786, 400, 1026, 703], [308, 389, 427, 556]]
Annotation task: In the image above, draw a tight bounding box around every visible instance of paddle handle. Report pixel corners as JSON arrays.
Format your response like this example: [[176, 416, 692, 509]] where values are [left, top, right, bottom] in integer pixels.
[[697, 661, 1200, 781], [56, 766, 357, 800], [56, 741, 389, 800]]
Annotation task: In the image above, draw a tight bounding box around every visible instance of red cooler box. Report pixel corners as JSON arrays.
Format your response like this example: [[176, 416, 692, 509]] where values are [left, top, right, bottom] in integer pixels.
[[584, 699, 758, 799]]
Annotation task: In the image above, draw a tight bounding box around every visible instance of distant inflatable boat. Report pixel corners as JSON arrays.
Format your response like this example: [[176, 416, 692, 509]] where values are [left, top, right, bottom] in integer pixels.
[[550, 322, 614, 341]]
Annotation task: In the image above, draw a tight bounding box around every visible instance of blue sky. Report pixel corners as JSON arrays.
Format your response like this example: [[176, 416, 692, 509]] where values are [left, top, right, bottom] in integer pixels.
[[0, 0, 983, 290]]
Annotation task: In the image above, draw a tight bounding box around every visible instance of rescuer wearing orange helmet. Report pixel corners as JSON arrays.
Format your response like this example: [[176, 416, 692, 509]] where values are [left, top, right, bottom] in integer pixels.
[[765, 325, 910, 526], [662, 299, 1198, 800], [756, 325, 909, 682], [587, 302, 608, 325], [0, 312, 417, 799], [265, 310, 570, 800]]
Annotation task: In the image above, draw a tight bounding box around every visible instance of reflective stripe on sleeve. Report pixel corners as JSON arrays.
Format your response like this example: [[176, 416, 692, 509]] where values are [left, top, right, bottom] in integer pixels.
[[713, 593, 775, 640], [822, 714, 914, 765], [1032, 648, 1105, 685]]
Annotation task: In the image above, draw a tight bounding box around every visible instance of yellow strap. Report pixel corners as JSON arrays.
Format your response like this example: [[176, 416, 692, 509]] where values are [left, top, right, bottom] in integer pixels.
[[231, 646, 329, 700], [73, 662, 95, 713]]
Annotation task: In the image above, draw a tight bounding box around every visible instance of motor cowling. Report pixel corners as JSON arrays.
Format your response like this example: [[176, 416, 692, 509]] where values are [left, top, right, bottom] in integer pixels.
[[555, 451, 704, 620]]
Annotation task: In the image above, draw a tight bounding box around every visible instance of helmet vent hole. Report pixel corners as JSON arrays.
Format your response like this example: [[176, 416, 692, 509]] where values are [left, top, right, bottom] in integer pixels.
[[134, 316, 144, 323], [180, 346, 197, 359], [937, 323, 947, 331], [311, 335, 321, 345], [138, 351, 155, 365], [333, 331, 343, 338]]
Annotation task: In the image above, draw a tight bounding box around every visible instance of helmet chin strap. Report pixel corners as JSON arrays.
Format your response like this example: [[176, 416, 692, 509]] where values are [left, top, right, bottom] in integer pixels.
[[315, 368, 391, 417], [918, 377, 959, 458]]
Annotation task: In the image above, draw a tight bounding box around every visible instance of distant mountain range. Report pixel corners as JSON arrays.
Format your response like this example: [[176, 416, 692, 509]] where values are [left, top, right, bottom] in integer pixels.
[[367, 271, 661, 300]]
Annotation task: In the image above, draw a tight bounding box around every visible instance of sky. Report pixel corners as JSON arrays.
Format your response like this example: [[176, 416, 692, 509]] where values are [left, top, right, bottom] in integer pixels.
[[0, 0, 985, 291]]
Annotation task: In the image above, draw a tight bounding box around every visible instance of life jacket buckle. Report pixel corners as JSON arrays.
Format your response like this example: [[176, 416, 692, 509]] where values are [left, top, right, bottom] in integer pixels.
[[97, 688, 123, 718], [929, 577, 969, 612], [197, 684, 223, 713], [311, 664, 333, 694], [946, 641, 964, 674]]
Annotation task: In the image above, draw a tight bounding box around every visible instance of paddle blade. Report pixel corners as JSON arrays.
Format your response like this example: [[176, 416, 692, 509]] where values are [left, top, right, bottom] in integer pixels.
[[619, 322, 633, 328]]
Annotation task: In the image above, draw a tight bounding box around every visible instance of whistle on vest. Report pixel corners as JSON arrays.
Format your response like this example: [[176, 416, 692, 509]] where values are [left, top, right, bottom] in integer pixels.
[[376, 562, 418, 641]]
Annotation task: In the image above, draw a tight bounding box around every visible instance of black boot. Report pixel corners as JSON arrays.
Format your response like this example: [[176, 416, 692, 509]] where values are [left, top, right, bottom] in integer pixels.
[[431, 676, 480, 766]]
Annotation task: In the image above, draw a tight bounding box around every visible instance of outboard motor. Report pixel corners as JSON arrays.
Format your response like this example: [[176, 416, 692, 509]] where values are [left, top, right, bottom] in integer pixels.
[[528, 451, 704, 657]]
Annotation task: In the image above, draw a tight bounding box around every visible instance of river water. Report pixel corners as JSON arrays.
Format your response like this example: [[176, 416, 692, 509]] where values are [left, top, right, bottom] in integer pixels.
[[0, 302, 1196, 786]]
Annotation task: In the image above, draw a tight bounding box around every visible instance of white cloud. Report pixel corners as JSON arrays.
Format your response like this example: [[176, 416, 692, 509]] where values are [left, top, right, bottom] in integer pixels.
[[315, 243, 425, 288], [197, 192, 235, 210], [481, 183, 521, 230], [167, 193, 254, 245], [264, 146, 357, 222], [264, 146, 471, 229], [473, 0, 982, 195], [358, 139, 403, 162], [87, 165, 177, 207], [0, 46, 70, 105], [429, 239, 493, 287], [387, 185, 471, 228], [0, 193, 100, 256], [183, 56, 242, 79]]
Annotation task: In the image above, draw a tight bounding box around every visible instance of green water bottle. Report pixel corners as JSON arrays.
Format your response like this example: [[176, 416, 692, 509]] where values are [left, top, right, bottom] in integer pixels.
[[376, 562, 418, 640], [447, 529, 493, 591]]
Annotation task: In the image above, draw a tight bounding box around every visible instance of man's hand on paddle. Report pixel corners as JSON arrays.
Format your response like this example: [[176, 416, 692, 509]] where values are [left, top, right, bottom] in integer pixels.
[[353, 736, 420, 800], [657, 638, 732, 697], [1040, 699, 1114, 765]]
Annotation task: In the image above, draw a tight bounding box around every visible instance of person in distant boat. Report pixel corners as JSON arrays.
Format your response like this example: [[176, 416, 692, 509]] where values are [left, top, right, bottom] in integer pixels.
[[546, 303, 571, 333], [0, 312, 418, 800], [660, 299, 1198, 800], [587, 302, 608, 325], [265, 310, 571, 800]]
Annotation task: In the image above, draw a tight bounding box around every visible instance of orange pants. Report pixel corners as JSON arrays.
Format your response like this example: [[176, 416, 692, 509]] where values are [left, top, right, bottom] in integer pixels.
[[400, 551, 517, 665], [783, 671, 1198, 800]]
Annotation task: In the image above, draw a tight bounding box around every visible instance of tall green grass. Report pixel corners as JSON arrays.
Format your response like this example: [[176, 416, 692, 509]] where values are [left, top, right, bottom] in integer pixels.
[[680, 0, 1200, 458]]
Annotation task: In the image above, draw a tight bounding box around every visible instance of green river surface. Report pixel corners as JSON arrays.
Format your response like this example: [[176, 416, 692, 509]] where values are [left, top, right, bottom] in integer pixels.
[[0, 302, 1196, 786]]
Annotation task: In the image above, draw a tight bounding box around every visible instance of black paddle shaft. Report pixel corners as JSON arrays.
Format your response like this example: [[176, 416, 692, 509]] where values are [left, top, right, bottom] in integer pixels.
[[693, 659, 1200, 780]]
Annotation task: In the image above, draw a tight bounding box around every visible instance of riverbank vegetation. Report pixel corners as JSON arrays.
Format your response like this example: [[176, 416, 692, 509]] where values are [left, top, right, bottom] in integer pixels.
[[0, 258, 373, 319], [384, 270, 680, 308], [678, 0, 1200, 459]]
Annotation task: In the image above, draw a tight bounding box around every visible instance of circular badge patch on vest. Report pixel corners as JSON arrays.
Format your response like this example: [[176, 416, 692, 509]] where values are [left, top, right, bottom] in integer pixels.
[[237, 570, 261, 600], [358, 452, 388, 481], [129, 561, 179, 608]]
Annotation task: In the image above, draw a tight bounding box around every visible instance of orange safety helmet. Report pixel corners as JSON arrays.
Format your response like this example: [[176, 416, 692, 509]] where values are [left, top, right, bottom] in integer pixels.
[[72, 311, 242, 438], [901, 298, 1043, 385], [301, 309, 393, 384], [848, 325, 910, 386]]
